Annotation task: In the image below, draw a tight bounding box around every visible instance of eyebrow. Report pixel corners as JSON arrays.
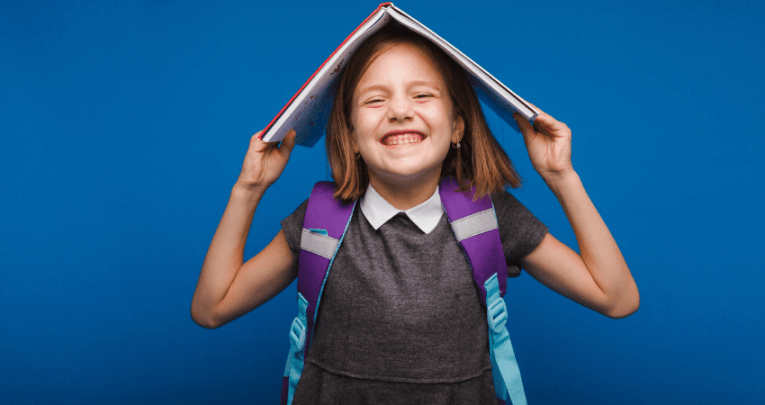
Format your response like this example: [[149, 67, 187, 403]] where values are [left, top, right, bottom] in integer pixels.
[[409, 80, 441, 91], [357, 80, 441, 95], [357, 84, 388, 95]]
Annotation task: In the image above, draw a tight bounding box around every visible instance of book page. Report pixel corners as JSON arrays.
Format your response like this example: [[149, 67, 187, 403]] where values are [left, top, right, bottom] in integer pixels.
[[262, 9, 393, 145], [385, 6, 536, 121]]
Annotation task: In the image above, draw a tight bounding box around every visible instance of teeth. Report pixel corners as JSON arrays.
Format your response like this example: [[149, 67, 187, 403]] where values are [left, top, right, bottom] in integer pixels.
[[384, 134, 423, 146]]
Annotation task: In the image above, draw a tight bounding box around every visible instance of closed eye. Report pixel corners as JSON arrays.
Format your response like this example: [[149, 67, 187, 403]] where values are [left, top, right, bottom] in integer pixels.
[[364, 98, 384, 105]]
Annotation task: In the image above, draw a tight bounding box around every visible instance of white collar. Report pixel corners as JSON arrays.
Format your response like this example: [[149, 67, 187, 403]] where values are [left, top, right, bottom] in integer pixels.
[[360, 184, 443, 234]]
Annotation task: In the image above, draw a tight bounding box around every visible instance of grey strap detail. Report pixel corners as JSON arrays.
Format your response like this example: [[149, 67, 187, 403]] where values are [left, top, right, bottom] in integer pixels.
[[451, 209, 499, 242], [300, 228, 340, 259]]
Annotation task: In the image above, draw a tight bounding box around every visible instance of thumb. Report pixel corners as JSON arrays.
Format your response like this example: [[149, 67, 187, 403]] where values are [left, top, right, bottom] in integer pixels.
[[278, 129, 297, 160], [249, 130, 276, 153]]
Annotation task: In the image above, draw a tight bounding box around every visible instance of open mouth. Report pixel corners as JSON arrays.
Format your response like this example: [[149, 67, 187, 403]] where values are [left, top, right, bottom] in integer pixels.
[[381, 130, 425, 146]]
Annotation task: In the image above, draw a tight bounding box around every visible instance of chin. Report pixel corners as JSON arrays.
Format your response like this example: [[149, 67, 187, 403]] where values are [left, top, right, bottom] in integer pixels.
[[373, 164, 442, 184]]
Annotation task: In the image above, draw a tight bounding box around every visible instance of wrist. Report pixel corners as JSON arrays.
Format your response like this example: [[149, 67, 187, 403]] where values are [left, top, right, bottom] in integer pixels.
[[542, 168, 580, 194], [231, 181, 267, 203]]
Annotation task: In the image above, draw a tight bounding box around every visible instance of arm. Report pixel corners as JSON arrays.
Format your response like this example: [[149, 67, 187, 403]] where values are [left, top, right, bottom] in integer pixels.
[[191, 130, 298, 329], [513, 111, 639, 318]]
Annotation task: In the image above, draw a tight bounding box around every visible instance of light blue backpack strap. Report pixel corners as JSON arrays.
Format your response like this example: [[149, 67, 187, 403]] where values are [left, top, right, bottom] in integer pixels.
[[283, 293, 308, 405], [486, 273, 527, 405]]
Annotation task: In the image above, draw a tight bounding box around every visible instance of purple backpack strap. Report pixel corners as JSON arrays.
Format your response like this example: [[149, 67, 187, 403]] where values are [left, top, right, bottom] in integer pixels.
[[439, 177, 507, 303], [298, 182, 356, 345], [281, 181, 356, 405], [440, 177, 527, 405]]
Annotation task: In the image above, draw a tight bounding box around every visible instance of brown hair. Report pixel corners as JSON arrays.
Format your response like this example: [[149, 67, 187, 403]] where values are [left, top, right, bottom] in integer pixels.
[[326, 25, 521, 202]]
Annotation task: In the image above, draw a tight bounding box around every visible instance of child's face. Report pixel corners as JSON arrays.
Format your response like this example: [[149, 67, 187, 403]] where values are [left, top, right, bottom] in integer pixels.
[[350, 43, 463, 187]]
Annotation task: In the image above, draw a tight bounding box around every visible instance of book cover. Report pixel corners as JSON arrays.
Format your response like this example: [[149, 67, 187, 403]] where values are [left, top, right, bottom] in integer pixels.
[[260, 3, 537, 147]]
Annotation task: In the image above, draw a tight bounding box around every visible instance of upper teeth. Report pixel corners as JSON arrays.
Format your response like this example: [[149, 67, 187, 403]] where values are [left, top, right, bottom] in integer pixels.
[[385, 134, 422, 146]]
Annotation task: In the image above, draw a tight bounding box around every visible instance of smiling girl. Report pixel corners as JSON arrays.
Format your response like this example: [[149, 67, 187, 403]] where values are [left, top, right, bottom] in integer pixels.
[[192, 26, 639, 404]]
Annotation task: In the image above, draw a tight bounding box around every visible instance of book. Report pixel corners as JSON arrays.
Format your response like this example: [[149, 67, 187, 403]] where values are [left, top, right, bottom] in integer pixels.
[[260, 2, 538, 147]]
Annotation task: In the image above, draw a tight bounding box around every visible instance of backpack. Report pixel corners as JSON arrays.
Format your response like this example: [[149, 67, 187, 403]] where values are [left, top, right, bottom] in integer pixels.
[[281, 177, 528, 405]]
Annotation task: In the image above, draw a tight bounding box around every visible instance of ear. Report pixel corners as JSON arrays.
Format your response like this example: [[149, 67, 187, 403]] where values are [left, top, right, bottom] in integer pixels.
[[351, 131, 360, 154], [452, 114, 465, 143]]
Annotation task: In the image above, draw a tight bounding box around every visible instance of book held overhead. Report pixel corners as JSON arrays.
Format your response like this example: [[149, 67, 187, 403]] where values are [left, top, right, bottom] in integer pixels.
[[260, 2, 537, 147]]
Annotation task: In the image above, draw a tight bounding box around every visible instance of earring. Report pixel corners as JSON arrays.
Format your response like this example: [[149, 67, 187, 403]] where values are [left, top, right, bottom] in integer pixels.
[[456, 142, 461, 149]]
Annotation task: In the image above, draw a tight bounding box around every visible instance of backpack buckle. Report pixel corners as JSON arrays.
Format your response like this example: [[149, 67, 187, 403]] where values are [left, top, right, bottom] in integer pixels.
[[487, 297, 508, 332], [289, 317, 306, 352]]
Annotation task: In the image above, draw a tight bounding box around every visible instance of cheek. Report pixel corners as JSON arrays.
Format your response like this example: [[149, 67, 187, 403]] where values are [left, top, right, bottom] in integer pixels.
[[352, 112, 382, 145]]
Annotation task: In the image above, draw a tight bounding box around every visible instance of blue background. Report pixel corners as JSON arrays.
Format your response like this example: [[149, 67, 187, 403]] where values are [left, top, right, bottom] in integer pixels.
[[2, 0, 763, 403]]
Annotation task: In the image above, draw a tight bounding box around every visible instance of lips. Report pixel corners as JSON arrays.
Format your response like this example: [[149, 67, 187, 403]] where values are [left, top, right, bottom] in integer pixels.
[[381, 130, 425, 146]]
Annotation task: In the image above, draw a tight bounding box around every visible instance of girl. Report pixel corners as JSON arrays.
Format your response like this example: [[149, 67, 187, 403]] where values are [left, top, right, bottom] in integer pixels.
[[192, 26, 639, 404]]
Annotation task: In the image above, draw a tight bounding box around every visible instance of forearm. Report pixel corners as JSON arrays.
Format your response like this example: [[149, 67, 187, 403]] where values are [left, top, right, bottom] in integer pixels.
[[544, 170, 639, 317], [191, 182, 266, 324]]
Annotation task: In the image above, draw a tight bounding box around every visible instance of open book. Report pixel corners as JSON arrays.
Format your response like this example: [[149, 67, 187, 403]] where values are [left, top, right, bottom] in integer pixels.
[[260, 2, 538, 147]]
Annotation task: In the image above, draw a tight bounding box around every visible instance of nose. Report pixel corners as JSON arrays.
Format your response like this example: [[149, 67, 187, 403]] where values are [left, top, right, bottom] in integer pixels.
[[387, 93, 413, 123]]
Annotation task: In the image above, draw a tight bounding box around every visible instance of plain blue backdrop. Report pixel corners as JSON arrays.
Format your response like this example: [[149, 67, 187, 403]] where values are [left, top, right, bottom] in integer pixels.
[[2, 0, 763, 403]]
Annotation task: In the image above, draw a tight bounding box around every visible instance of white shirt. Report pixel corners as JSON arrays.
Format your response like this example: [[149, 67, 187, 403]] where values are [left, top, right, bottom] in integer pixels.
[[359, 184, 443, 234]]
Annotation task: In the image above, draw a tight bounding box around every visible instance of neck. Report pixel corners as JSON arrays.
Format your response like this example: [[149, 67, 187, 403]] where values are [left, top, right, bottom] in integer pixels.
[[368, 170, 440, 211]]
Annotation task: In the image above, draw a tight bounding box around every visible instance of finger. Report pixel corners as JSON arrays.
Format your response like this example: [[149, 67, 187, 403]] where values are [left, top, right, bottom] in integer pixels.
[[526, 101, 549, 127], [534, 113, 568, 136], [513, 113, 537, 141], [278, 129, 297, 160], [249, 131, 263, 147], [250, 130, 279, 153], [523, 103, 565, 137], [534, 113, 556, 128]]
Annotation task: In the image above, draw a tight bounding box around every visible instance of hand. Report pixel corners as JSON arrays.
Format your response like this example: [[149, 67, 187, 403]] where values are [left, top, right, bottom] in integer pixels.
[[513, 107, 574, 182], [236, 129, 296, 192]]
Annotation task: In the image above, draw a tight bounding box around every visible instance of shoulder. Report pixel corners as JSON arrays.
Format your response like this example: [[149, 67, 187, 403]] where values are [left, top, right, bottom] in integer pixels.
[[491, 189, 549, 262], [490, 189, 525, 212], [280, 198, 309, 253], [490, 189, 535, 224]]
